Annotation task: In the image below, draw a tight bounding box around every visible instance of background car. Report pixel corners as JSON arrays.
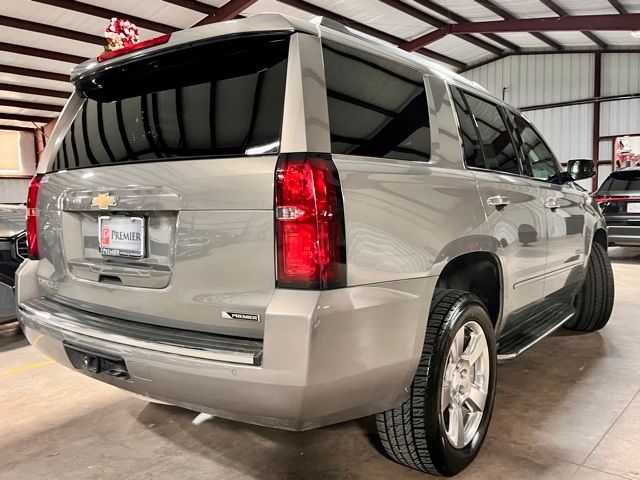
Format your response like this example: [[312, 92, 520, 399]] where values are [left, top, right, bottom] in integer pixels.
[[594, 167, 640, 246], [0, 204, 27, 324]]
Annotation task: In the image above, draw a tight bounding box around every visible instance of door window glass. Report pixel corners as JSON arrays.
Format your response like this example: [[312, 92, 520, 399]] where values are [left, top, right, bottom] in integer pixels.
[[510, 113, 560, 182], [450, 87, 485, 168], [462, 91, 521, 175]]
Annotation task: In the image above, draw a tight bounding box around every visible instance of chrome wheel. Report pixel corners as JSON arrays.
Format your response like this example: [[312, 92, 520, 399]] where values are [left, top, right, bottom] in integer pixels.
[[441, 320, 490, 449]]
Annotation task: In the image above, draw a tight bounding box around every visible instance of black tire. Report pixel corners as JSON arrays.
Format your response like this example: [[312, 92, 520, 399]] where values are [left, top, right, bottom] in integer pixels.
[[565, 242, 614, 332], [376, 289, 497, 477]]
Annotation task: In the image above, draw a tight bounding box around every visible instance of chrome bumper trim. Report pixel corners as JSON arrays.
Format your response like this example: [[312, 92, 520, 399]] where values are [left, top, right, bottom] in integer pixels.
[[19, 297, 262, 365]]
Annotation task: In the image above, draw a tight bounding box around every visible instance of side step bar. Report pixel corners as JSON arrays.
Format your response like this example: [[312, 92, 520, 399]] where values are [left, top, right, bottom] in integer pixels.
[[497, 304, 575, 361]]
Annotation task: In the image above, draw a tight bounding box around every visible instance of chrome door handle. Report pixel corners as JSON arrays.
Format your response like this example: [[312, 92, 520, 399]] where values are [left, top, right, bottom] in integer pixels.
[[544, 199, 561, 211], [486, 195, 511, 209]]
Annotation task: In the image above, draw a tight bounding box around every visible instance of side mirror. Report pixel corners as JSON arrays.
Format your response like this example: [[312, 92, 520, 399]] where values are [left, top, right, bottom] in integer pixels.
[[567, 159, 596, 180]]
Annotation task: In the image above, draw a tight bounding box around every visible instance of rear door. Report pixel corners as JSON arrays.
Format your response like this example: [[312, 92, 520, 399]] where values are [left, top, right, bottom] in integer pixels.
[[36, 33, 292, 339], [449, 86, 548, 321], [506, 112, 587, 299], [596, 169, 640, 244]]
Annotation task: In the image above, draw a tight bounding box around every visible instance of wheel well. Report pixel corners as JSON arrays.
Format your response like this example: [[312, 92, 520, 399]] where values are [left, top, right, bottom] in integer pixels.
[[435, 252, 502, 326], [593, 229, 607, 251]]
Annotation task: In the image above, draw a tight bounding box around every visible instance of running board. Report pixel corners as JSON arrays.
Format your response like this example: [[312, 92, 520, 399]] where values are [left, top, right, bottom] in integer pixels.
[[497, 304, 575, 360]]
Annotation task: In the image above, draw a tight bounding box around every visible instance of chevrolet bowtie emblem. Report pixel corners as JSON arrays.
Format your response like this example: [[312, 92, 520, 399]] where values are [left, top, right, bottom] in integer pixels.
[[91, 193, 118, 210]]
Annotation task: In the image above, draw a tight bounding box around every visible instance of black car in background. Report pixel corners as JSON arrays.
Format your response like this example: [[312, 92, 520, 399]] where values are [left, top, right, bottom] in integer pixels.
[[595, 167, 640, 247], [0, 204, 27, 323]]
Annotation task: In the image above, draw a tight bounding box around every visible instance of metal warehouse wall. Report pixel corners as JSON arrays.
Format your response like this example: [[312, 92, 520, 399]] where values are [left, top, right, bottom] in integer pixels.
[[462, 52, 640, 190]]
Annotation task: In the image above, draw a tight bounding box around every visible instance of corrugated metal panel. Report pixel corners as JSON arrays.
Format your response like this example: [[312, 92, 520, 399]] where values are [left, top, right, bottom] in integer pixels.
[[620, 0, 640, 13], [599, 140, 614, 161], [602, 53, 640, 96], [462, 54, 594, 107], [524, 104, 593, 161], [552, 0, 617, 15], [600, 98, 640, 137], [0, 179, 30, 203]]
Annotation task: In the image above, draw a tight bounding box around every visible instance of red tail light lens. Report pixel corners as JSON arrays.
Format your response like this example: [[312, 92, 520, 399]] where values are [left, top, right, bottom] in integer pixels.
[[275, 154, 346, 289], [26, 174, 43, 260], [97, 34, 171, 63]]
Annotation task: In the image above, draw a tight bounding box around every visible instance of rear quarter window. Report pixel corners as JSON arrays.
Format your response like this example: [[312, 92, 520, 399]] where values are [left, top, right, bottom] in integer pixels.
[[322, 41, 430, 162], [51, 33, 290, 172]]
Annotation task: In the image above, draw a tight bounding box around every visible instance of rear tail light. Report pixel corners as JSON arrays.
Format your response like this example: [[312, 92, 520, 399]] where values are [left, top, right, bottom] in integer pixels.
[[26, 174, 43, 260], [97, 34, 171, 63], [275, 154, 346, 289]]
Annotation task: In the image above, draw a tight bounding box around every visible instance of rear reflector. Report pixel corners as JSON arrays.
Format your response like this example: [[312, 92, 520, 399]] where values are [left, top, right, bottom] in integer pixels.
[[275, 154, 346, 289], [97, 34, 171, 63], [26, 174, 43, 260]]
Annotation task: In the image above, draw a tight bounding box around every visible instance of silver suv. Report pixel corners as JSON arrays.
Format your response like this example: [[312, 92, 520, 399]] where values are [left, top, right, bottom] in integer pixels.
[[16, 15, 614, 476]]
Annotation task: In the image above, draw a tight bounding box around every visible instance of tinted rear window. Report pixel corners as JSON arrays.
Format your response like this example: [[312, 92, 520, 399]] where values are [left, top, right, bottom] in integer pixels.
[[600, 171, 640, 192], [51, 34, 290, 172]]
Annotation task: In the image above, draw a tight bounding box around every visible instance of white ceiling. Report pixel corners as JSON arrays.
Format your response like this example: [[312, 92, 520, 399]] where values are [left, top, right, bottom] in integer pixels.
[[1, 0, 639, 129]]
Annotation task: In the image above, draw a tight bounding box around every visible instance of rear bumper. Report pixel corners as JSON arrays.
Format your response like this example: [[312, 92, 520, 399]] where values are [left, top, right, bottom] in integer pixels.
[[17, 260, 434, 430], [0, 281, 16, 324], [606, 225, 640, 246], [603, 215, 640, 246]]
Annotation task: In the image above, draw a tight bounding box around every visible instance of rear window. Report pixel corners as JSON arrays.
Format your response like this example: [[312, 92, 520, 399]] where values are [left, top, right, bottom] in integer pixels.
[[600, 170, 640, 192], [51, 33, 290, 172]]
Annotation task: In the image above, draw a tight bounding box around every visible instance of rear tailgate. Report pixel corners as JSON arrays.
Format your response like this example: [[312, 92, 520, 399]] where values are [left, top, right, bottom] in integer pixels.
[[596, 170, 640, 244], [35, 33, 293, 339]]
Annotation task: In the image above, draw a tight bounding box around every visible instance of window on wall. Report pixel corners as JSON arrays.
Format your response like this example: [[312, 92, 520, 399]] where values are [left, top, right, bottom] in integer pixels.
[[460, 91, 521, 175], [322, 41, 430, 162], [51, 34, 290, 171], [450, 87, 485, 169], [509, 112, 559, 182]]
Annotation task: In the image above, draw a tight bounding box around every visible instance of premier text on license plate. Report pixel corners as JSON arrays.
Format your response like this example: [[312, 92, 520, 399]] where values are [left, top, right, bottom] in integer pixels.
[[98, 216, 145, 258]]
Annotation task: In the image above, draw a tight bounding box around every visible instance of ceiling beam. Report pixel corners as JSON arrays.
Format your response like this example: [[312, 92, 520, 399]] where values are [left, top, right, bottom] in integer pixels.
[[411, 0, 521, 51], [161, 0, 218, 15], [401, 14, 640, 50], [0, 125, 37, 132], [195, 0, 258, 26], [607, 0, 628, 14], [537, 0, 609, 49], [453, 14, 640, 34], [0, 99, 63, 112], [31, 0, 177, 34], [0, 15, 103, 45], [0, 65, 69, 83], [0, 112, 55, 124], [276, 0, 466, 69], [376, 0, 503, 55], [0, 82, 70, 99], [474, 0, 564, 50], [0, 42, 85, 64]]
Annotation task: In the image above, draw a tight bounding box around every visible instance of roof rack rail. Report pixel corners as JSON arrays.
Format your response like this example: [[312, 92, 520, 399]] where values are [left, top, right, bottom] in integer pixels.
[[310, 16, 351, 35]]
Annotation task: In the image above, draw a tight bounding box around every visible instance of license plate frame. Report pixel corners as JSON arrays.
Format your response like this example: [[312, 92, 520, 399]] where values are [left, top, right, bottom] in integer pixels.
[[98, 215, 146, 258], [627, 203, 640, 214]]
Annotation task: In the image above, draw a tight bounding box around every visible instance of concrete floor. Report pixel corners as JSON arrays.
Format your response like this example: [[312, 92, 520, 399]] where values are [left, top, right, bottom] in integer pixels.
[[1, 247, 639, 480]]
